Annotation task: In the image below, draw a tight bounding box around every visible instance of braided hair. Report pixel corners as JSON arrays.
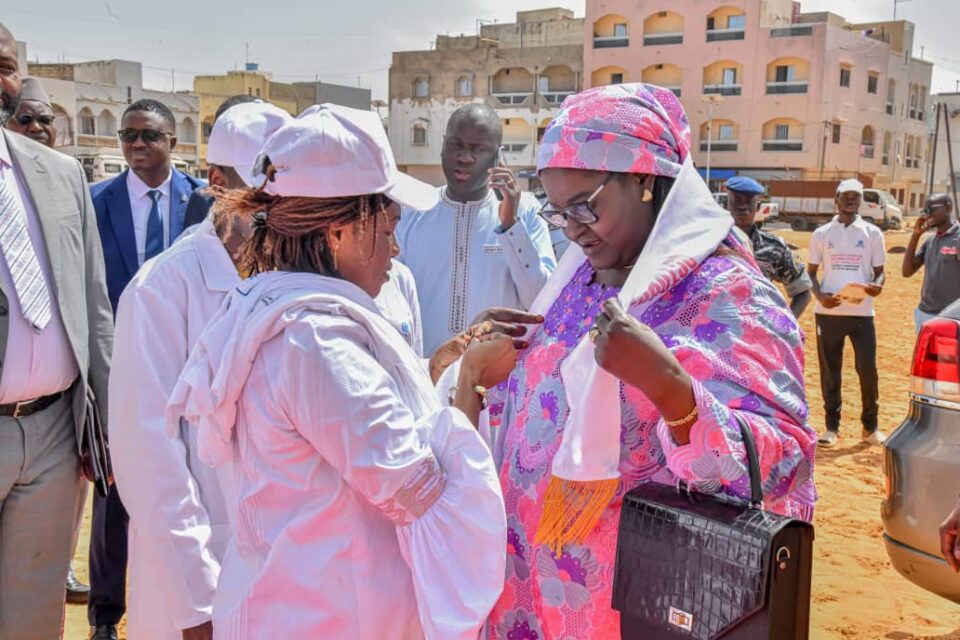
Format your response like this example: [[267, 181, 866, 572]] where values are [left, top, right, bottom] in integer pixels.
[[211, 164, 389, 276]]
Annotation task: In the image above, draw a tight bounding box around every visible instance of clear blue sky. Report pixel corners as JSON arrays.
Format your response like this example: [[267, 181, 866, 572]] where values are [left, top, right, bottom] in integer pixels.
[[4, 0, 959, 100]]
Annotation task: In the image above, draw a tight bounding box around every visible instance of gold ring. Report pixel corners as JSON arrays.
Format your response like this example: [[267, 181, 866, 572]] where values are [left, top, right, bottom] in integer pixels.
[[588, 327, 601, 343]]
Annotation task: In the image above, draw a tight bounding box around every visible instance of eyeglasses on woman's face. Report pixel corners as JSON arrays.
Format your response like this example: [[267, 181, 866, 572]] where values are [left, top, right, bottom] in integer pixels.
[[537, 173, 614, 228]]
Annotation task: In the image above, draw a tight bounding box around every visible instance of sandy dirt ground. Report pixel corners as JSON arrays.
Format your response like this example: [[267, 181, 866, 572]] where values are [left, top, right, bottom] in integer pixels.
[[62, 226, 960, 639]]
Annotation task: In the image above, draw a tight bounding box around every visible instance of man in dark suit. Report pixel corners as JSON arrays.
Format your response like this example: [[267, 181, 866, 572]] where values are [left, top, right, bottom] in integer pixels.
[[0, 23, 113, 639], [182, 93, 261, 229], [89, 98, 202, 640]]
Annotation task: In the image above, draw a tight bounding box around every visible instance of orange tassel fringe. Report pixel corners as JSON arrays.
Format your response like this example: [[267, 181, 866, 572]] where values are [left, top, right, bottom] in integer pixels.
[[534, 475, 620, 555]]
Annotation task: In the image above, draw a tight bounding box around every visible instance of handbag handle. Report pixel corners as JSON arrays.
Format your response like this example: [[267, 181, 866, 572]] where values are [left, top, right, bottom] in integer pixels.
[[734, 414, 765, 510]]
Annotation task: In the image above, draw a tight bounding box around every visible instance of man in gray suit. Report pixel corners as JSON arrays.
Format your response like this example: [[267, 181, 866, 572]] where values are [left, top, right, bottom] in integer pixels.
[[0, 23, 112, 638]]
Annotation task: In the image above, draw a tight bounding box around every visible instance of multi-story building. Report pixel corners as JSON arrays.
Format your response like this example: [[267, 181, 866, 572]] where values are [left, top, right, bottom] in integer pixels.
[[930, 93, 960, 197], [193, 66, 371, 174], [389, 8, 584, 187], [29, 58, 201, 178], [584, 0, 933, 210]]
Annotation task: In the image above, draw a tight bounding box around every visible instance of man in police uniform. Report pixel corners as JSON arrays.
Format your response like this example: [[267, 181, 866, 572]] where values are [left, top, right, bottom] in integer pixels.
[[725, 176, 812, 318]]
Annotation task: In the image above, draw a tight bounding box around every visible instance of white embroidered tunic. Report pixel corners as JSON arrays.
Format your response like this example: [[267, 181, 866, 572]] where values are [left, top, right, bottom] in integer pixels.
[[396, 188, 556, 354]]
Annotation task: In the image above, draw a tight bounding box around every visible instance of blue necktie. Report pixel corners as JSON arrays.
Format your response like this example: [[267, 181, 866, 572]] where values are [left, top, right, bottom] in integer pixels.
[[145, 190, 163, 262]]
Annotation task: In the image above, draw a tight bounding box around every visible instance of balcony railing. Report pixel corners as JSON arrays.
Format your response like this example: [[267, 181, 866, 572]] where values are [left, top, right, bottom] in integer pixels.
[[502, 143, 529, 153], [704, 83, 742, 96], [762, 138, 804, 152], [541, 91, 575, 105], [700, 140, 739, 152], [766, 80, 809, 95], [662, 85, 682, 97], [593, 35, 629, 48], [860, 144, 875, 159], [77, 134, 119, 148], [770, 25, 814, 37], [706, 27, 745, 42], [643, 32, 684, 46], [491, 92, 533, 106]]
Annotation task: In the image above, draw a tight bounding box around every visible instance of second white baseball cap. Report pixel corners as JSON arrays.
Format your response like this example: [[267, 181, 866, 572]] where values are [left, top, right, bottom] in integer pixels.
[[207, 100, 293, 187], [837, 178, 864, 195], [255, 104, 439, 211]]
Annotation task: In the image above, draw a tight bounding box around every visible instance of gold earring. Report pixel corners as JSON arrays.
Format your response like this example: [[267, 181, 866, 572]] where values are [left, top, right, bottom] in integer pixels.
[[331, 242, 340, 272], [642, 189, 653, 203]]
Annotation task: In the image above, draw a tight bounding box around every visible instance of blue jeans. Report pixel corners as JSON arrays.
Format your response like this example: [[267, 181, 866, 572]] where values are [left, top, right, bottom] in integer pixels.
[[915, 308, 937, 333]]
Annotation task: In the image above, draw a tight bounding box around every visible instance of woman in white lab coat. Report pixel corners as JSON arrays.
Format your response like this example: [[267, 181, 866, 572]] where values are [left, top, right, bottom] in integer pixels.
[[169, 105, 510, 639]]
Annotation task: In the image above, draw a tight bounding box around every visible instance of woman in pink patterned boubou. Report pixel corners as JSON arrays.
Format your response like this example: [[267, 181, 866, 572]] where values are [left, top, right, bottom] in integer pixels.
[[485, 83, 817, 640]]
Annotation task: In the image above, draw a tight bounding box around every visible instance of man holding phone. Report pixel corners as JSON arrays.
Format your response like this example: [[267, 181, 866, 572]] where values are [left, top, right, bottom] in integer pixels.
[[396, 103, 556, 354], [902, 194, 959, 331]]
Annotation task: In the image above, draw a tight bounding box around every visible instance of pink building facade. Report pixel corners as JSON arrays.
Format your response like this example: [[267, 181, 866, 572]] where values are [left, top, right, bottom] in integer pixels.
[[585, 0, 933, 210]]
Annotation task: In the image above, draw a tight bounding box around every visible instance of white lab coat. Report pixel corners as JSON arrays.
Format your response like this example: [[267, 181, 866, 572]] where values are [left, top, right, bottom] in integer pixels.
[[111, 221, 425, 638], [110, 220, 238, 638], [168, 272, 507, 640]]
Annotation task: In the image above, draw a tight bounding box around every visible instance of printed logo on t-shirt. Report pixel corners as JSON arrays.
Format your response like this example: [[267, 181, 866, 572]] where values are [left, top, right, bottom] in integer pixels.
[[855, 239, 865, 248], [940, 246, 958, 256], [828, 254, 864, 272]]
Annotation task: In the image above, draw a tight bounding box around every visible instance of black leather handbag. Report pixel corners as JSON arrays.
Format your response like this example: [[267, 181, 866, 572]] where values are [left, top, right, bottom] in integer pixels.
[[612, 416, 814, 639]]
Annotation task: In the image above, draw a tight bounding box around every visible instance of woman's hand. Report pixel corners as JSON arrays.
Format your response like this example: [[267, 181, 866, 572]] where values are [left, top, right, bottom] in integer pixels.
[[461, 333, 518, 389], [940, 499, 960, 572], [429, 309, 540, 382], [470, 307, 544, 340], [592, 299, 696, 442]]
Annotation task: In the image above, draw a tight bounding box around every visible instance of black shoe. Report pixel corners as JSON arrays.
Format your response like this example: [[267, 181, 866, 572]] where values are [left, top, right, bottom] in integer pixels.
[[90, 625, 118, 640], [66, 566, 90, 604]]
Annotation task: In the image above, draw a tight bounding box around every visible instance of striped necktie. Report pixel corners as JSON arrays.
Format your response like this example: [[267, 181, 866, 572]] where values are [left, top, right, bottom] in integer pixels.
[[145, 189, 164, 262], [0, 176, 52, 333]]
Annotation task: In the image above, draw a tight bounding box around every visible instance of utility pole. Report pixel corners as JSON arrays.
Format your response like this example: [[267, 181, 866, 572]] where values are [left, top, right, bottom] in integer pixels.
[[928, 102, 941, 194], [700, 94, 724, 189], [820, 121, 829, 180], [944, 102, 958, 209], [894, 0, 913, 21]]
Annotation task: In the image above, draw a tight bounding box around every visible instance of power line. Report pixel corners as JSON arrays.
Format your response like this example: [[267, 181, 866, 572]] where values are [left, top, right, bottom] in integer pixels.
[[6, 7, 440, 39]]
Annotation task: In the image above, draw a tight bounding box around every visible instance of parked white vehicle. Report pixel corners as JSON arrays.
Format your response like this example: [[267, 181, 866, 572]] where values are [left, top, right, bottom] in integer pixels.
[[79, 153, 196, 184], [862, 189, 903, 229], [79, 154, 127, 183]]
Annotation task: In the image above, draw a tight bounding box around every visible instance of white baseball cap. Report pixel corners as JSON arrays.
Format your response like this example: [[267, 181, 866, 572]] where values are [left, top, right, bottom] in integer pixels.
[[837, 178, 864, 195], [207, 100, 293, 187], [255, 104, 439, 211]]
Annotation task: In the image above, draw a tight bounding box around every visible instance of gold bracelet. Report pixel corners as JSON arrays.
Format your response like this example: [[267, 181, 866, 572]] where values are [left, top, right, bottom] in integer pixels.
[[664, 404, 699, 428], [447, 385, 489, 410]]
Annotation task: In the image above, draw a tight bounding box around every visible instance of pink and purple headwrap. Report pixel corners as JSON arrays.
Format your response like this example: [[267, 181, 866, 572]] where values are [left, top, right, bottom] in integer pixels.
[[537, 83, 691, 179]]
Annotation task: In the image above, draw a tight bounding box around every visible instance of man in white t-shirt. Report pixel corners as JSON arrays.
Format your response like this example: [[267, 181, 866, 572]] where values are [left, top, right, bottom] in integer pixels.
[[807, 179, 887, 447]]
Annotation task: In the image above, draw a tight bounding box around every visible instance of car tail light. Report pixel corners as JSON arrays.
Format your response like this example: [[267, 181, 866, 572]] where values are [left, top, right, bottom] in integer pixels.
[[911, 318, 960, 400]]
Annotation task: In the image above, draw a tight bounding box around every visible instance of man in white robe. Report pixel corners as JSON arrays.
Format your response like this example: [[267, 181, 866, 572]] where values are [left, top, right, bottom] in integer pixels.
[[396, 104, 556, 354], [108, 100, 293, 640]]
